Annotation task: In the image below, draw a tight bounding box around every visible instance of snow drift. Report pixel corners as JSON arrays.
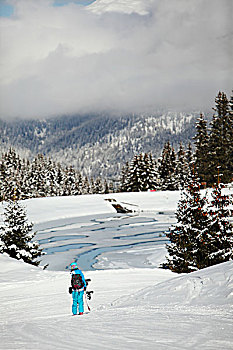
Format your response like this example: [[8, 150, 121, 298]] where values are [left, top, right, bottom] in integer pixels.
[[114, 261, 233, 308]]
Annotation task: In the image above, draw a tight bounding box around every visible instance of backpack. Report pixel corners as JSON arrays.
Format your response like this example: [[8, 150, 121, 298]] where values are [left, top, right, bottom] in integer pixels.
[[71, 273, 84, 290]]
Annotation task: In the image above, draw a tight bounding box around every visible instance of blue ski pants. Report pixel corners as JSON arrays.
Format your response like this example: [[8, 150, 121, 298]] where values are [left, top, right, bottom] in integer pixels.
[[72, 290, 84, 315]]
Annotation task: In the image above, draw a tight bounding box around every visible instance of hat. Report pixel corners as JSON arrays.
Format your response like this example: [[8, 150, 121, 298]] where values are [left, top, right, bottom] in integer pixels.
[[70, 262, 78, 270]]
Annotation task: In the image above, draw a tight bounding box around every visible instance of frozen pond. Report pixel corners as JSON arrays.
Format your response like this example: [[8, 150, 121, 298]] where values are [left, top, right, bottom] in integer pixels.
[[38, 235, 87, 244], [35, 212, 175, 271], [43, 243, 94, 254]]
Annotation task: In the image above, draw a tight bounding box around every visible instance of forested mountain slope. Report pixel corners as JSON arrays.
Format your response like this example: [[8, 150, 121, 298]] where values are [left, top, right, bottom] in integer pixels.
[[0, 111, 204, 179]]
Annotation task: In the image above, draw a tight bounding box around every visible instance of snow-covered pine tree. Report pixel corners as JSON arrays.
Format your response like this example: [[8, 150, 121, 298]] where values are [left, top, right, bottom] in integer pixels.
[[94, 177, 104, 194], [208, 92, 233, 185], [104, 179, 109, 194], [0, 159, 8, 201], [0, 200, 43, 265], [174, 142, 191, 189], [127, 155, 142, 192], [76, 172, 84, 195], [148, 153, 160, 190], [158, 142, 177, 190], [193, 113, 209, 185], [82, 176, 91, 194], [19, 158, 32, 200], [228, 91, 233, 181], [125, 153, 158, 192], [90, 177, 95, 194], [165, 174, 211, 273], [186, 142, 193, 170], [0, 148, 24, 201], [137, 153, 145, 190], [29, 154, 48, 198], [63, 165, 78, 195], [108, 181, 115, 193], [45, 158, 58, 196], [119, 161, 129, 192], [206, 183, 233, 265], [55, 162, 65, 196], [140, 153, 159, 191]]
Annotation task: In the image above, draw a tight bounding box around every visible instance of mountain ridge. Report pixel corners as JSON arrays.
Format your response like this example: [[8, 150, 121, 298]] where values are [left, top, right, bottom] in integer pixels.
[[0, 111, 209, 179]]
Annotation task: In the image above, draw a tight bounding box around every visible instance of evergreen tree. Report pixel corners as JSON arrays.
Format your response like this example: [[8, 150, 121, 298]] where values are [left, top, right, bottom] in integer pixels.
[[228, 91, 233, 181], [76, 172, 84, 195], [0, 160, 8, 201], [165, 175, 211, 273], [63, 166, 78, 195], [205, 184, 233, 265], [94, 177, 104, 194], [174, 142, 191, 189], [82, 176, 91, 194], [140, 153, 159, 191], [104, 179, 109, 194], [90, 177, 95, 194], [19, 158, 32, 200], [124, 153, 159, 192], [30, 154, 48, 197], [0, 200, 43, 265], [0, 148, 24, 201], [193, 114, 209, 185], [45, 158, 58, 196], [108, 181, 115, 193], [119, 161, 129, 192], [55, 162, 65, 196], [186, 142, 193, 170], [135, 153, 146, 191], [158, 142, 177, 190], [127, 155, 142, 192], [208, 92, 233, 185]]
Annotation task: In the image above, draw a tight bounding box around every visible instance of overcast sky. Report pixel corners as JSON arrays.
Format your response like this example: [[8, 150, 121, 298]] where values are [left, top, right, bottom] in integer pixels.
[[0, 0, 232, 119]]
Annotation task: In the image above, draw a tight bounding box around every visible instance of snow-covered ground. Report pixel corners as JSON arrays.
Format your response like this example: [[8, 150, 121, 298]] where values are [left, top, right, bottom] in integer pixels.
[[1, 190, 233, 349], [23, 191, 180, 271]]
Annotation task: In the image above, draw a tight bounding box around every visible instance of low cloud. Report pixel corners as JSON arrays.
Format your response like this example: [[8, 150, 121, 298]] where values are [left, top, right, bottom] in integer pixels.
[[0, 0, 232, 119]]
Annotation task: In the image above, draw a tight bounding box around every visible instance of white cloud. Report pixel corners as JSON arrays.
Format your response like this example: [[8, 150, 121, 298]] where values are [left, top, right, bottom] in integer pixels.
[[0, 0, 232, 119]]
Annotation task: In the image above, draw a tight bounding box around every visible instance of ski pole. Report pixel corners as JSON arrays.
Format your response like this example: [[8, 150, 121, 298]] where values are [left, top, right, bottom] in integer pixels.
[[84, 292, 91, 312]]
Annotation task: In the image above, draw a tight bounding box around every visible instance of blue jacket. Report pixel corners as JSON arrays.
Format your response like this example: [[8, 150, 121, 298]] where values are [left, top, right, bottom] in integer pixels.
[[71, 268, 86, 290]]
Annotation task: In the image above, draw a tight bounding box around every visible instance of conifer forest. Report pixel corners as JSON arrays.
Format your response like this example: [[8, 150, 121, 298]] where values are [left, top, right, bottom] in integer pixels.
[[0, 91, 232, 202]]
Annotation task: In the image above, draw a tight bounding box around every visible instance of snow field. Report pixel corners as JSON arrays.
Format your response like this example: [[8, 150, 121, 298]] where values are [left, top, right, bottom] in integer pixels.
[[0, 254, 232, 349], [1, 190, 233, 349]]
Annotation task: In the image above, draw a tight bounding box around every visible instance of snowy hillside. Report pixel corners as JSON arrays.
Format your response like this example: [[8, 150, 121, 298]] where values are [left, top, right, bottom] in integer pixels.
[[1, 191, 233, 349]]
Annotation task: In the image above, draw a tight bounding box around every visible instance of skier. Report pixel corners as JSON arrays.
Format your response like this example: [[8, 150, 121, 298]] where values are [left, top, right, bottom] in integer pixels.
[[69, 262, 87, 316]]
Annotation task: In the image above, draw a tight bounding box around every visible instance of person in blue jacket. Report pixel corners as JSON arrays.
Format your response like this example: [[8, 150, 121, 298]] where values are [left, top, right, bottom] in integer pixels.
[[69, 262, 86, 315]]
